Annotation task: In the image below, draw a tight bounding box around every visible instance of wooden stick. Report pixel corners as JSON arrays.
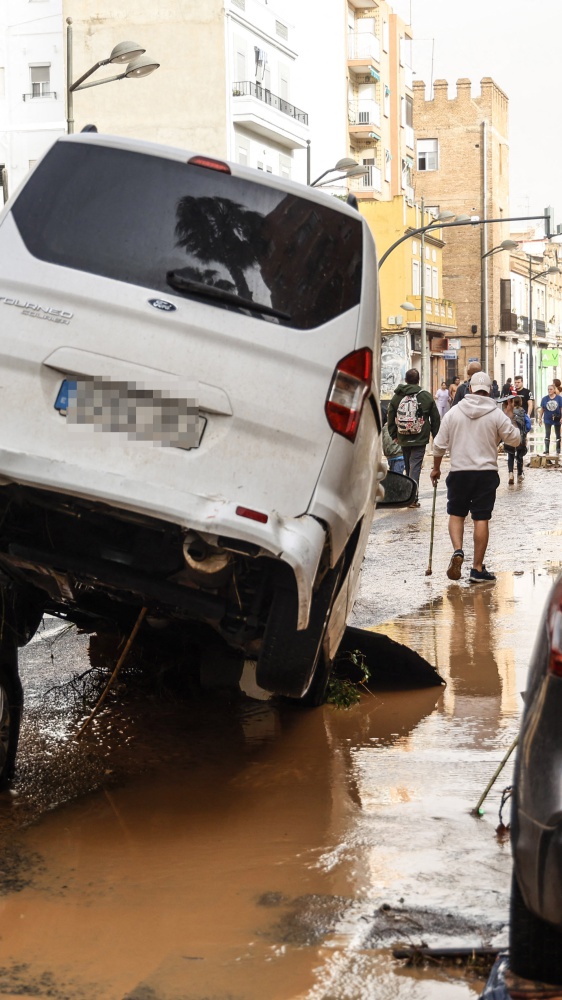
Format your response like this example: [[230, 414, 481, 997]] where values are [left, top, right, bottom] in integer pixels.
[[470, 735, 519, 815], [76, 606, 147, 738], [425, 482, 438, 576]]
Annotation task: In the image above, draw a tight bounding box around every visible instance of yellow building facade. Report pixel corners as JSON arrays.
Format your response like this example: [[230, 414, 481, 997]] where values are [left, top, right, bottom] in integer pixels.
[[361, 196, 458, 396]]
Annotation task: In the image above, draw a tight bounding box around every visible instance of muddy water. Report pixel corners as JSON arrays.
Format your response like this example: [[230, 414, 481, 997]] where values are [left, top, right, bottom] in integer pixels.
[[0, 463, 559, 999]]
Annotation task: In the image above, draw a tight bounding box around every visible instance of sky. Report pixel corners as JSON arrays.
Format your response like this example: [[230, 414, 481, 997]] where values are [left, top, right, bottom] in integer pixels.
[[391, 0, 560, 229]]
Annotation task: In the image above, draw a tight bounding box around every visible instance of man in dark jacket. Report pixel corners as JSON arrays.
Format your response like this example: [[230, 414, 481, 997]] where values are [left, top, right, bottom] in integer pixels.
[[387, 368, 441, 507], [452, 361, 481, 405]]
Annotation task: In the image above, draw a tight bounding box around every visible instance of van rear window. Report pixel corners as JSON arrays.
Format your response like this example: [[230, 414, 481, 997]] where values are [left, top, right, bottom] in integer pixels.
[[11, 142, 363, 331]]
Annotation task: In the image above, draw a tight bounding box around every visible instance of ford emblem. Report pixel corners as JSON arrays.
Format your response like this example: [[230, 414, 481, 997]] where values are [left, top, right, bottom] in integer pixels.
[[148, 298, 176, 312]]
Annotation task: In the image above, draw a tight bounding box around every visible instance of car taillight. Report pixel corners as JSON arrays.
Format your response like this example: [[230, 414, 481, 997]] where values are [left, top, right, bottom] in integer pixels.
[[188, 155, 231, 174], [325, 348, 373, 443], [548, 599, 562, 676]]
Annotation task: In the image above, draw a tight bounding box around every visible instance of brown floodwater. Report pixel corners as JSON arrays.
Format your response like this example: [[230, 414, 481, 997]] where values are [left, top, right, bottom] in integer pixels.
[[0, 463, 559, 999]]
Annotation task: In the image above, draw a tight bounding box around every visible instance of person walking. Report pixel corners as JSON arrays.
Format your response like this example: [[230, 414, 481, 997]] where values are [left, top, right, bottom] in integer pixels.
[[491, 379, 500, 399], [501, 377, 516, 398], [448, 382, 458, 407], [430, 370, 520, 583], [513, 375, 534, 416], [452, 361, 481, 405], [435, 381, 450, 419], [387, 368, 440, 508], [538, 383, 562, 455], [504, 395, 528, 483]]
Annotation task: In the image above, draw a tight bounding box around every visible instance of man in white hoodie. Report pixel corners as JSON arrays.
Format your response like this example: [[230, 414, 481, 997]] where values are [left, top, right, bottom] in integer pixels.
[[430, 370, 520, 583]]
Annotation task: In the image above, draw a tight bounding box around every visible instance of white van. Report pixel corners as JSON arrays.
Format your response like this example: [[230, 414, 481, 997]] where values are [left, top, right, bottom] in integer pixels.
[[0, 134, 407, 783]]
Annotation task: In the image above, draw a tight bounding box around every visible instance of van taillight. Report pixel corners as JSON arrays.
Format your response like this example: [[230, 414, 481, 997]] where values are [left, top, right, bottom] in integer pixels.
[[325, 348, 372, 443], [548, 601, 562, 676], [188, 155, 231, 174]]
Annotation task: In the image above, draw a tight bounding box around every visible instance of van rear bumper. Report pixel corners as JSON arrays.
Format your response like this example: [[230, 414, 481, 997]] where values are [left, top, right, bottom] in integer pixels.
[[0, 448, 326, 629]]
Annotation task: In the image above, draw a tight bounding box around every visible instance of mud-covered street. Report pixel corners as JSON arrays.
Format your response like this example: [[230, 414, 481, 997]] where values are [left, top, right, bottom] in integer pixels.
[[0, 452, 559, 1000]]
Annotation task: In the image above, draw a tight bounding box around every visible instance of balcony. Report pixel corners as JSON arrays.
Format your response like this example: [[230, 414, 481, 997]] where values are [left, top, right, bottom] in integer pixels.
[[23, 91, 57, 101], [350, 164, 382, 193], [231, 81, 309, 149], [347, 31, 381, 70], [402, 296, 457, 331], [348, 99, 381, 136], [500, 311, 518, 332]]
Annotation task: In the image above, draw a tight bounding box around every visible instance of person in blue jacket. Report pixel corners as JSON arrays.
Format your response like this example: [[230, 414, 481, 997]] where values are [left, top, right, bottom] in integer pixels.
[[538, 384, 562, 455]]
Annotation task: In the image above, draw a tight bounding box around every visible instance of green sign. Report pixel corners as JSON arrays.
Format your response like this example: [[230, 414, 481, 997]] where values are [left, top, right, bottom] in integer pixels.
[[541, 348, 559, 367]]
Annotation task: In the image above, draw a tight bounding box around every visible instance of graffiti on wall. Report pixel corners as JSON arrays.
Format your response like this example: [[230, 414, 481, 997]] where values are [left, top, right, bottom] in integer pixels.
[[381, 333, 410, 399]]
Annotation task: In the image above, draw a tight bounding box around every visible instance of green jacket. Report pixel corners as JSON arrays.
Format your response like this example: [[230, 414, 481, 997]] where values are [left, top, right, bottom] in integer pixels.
[[387, 382, 441, 447]]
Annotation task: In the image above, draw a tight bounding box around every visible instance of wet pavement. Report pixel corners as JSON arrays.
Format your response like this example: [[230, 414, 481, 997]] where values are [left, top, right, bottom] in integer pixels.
[[0, 449, 560, 1000]]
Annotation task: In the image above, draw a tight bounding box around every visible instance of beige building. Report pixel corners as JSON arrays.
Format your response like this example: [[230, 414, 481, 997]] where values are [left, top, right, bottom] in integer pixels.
[[412, 77, 511, 380], [63, 0, 309, 181], [347, 0, 414, 203]]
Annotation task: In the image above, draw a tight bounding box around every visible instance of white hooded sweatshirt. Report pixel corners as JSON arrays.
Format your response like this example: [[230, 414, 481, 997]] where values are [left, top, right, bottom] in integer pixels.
[[433, 393, 521, 472]]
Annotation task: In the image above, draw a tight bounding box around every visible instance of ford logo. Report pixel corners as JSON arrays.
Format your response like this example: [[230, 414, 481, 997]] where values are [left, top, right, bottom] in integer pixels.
[[148, 298, 176, 312]]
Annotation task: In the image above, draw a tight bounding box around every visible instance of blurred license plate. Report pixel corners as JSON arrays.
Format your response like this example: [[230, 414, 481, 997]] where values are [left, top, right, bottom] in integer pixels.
[[54, 378, 206, 450]]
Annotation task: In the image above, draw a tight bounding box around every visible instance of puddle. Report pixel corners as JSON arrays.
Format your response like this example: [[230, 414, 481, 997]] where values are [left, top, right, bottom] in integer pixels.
[[0, 545, 556, 998]]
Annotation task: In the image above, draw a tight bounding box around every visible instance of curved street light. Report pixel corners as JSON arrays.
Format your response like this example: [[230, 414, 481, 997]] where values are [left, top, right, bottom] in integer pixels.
[[66, 18, 160, 133], [310, 158, 368, 187]]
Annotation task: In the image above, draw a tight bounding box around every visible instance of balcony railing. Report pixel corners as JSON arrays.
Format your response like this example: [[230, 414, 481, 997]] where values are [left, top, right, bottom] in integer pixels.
[[500, 311, 518, 332], [232, 81, 308, 124], [402, 296, 457, 328], [347, 30, 381, 63], [23, 91, 57, 101], [348, 99, 381, 127]]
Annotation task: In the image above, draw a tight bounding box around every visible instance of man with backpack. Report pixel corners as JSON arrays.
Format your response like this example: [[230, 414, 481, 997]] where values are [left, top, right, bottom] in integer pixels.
[[387, 368, 441, 507]]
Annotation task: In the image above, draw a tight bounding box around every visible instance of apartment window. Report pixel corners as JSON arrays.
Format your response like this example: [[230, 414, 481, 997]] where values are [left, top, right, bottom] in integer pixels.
[[404, 95, 413, 127], [412, 240, 418, 256], [382, 21, 389, 52], [279, 153, 291, 179], [432, 266, 439, 298], [384, 148, 391, 183], [237, 138, 249, 166], [417, 138, 439, 171], [0, 68, 4, 100], [30, 64, 51, 97], [235, 42, 246, 81], [425, 264, 432, 292], [401, 157, 412, 190], [232, 0, 245, 9], [384, 85, 390, 118], [279, 66, 289, 101], [412, 260, 420, 295], [275, 21, 288, 41]]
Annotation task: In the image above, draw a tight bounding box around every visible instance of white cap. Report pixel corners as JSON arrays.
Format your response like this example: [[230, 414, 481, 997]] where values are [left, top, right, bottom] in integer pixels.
[[470, 371, 492, 392]]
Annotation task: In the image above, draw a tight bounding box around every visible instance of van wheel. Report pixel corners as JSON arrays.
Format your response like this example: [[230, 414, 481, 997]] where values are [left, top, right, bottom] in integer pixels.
[[0, 633, 22, 789], [256, 561, 342, 700], [509, 870, 562, 984]]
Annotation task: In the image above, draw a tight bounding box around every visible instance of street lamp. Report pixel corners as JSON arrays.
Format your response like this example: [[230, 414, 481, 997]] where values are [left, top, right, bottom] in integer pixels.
[[527, 260, 561, 395], [66, 18, 160, 133], [310, 158, 368, 187]]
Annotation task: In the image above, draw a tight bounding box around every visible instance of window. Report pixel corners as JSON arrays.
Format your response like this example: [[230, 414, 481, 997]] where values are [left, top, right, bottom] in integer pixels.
[[383, 85, 390, 118], [401, 157, 412, 190], [417, 138, 439, 171], [235, 42, 246, 81], [279, 66, 289, 101], [404, 95, 413, 127], [275, 21, 288, 41], [30, 64, 51, 97], [279, 154, 291, 179], [412, 260, 420, 295], [12, 142, 363, 331], [384, 148, 391, 183], [432, 266, 439, 298], [237, 139, 249, 166], [425, 264, 432, 292], [382, 21, 389, 52], [412, 240, 418, 256], [0, 68, 4, 100]]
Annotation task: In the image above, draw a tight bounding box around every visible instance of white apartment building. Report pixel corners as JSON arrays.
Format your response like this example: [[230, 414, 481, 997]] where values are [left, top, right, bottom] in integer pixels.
[[61, 0, 310, 182], [0, 0, 65, 203]]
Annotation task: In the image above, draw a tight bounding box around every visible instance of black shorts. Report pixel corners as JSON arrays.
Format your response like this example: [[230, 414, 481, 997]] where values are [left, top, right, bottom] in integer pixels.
[[445, 470, 500, 521]]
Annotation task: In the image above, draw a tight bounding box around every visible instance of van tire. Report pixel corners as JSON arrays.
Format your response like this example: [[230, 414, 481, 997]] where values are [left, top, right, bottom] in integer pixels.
[[509, 870, 562, 984], [2, 584, 45, 647], [256, 561, 342, 700], [0, 632, 23, 789]]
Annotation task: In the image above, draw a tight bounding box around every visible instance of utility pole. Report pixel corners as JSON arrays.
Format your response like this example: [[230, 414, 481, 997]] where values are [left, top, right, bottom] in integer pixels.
[[420, 197, 429, 390]]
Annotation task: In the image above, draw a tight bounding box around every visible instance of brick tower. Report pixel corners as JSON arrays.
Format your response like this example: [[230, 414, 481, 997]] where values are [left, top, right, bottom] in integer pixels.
[[413, 77, 510, 377]]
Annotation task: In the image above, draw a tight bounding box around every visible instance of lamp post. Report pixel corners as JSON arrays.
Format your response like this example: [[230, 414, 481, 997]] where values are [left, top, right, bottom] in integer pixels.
[[527, 260, 561, 396], [66, 18, 159, 134], [310, 158, 368, 187]]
